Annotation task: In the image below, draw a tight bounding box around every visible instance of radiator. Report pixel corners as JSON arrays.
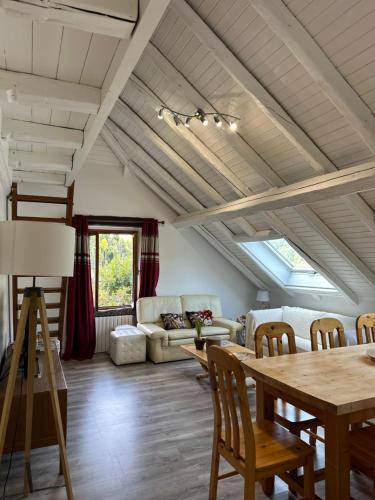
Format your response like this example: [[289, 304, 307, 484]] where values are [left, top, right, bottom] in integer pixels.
[[95, 315, 134, 353]]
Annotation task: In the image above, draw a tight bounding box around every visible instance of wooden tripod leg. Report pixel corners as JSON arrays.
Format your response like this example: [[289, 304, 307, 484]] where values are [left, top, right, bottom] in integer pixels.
[[0, 297, 31, 460], [24, 297, 38, 496], [38, 296, 74, 500]]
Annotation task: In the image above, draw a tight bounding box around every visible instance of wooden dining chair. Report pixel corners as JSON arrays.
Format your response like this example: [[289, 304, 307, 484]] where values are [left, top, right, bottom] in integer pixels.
[[207, 345, 315, 500], [350, 425, 375, 497], [310, 318, 347, 351], [356, 313, 375, 344], [254, 322, 321, 446]]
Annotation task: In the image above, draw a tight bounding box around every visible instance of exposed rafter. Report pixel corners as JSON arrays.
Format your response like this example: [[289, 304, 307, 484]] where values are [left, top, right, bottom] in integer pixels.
[[0, 70, 100, 114], [3, 119, 83, 149], [172, 0, 375, 234], [265, 212, 358, 304], [11, 170, 65, 185], [127, 71, 375, 292], [251, 0, 375, 155], [9, 150, 72, 172], [101, 123, 268, 289], [128, 75, 253, 197], [113, 97, 257, 237], [1, 0, 137, 39], [128, 70, 374, 292], [66, 0, 173, 185], [174, 160, 375, 227]]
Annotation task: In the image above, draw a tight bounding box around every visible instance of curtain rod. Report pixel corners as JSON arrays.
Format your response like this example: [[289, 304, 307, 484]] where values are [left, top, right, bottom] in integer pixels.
[[87, 216, 165, 225]]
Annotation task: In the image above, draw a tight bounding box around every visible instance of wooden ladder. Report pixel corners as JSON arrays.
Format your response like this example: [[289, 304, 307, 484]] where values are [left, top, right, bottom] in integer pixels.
[[10, 183, 74, 349]]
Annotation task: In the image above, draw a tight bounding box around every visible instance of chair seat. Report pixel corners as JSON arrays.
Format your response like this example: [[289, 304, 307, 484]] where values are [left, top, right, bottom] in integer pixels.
[[222, 420, 314, 476], [350, 426, 375, 477], [275, 400, 319, 428]]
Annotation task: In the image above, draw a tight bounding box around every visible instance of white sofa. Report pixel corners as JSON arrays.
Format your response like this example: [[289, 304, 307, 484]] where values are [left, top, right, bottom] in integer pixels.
[[245, 306, 357, 352], [137, 294, 242, 363]]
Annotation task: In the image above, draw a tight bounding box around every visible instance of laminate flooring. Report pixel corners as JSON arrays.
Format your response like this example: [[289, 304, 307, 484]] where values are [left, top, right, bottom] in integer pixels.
[[0, 354, 373, 499]]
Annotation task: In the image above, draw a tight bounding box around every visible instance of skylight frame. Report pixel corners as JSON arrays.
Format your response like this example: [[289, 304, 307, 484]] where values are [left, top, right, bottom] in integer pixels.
[[264, 239, 313, 272], [240, 238, 338, 295]]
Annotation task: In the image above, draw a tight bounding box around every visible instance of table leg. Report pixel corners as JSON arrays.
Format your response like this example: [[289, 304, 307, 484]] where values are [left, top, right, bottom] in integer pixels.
[[325, 413, 350, 500], [256, 381, 275, 495], [196, 363, 209, 380]]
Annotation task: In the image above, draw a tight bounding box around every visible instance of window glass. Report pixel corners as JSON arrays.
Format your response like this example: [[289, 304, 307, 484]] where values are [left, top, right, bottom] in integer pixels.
[[89, 233, 134, 309], [266, 239, 313, 270]]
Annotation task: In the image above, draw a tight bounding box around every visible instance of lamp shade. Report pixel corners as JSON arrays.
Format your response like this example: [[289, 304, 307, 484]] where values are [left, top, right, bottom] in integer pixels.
[[0, 221, 75, 277], [256, 290, 270, 303]]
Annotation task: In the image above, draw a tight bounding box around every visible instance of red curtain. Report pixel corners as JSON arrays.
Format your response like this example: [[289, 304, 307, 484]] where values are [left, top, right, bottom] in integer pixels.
[[139, 219, 160, 298], [63, 215, 96, 360]]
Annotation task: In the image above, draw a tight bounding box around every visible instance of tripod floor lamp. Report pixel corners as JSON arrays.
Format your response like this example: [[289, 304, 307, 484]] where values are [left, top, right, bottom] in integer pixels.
[[0, 220, 75, 499]]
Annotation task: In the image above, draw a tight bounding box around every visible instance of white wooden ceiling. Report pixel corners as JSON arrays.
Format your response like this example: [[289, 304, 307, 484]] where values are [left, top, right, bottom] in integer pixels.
[[103, 0, 375, 305], [2, 0, 375, 305]]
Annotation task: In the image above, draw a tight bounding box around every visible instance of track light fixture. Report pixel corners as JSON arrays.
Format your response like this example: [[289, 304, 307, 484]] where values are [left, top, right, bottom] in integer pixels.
[[214, 115, 223, 128], [156, 106, 239, 131]]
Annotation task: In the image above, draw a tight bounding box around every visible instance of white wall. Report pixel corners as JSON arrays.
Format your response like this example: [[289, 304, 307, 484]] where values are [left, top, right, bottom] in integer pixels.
[[0, 185, 9, 358], [18, 161, 256, 319], [72, 162, 256, 319]]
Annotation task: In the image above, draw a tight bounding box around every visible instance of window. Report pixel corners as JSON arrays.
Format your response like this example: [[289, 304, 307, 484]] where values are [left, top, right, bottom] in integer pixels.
[[89, 231, 138, 312], [240, 238, 337, 294], [266, 239, 313, 270]]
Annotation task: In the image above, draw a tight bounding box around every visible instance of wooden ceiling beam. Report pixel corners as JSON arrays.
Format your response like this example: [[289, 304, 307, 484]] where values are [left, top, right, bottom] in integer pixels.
[[9, 150, 72, 172], [265, 212, 358, 305], [174, 160, 375, 227], [0, 69, 100, 114], [1, 0, 137, 39], [113, 97, 257, 237], [66, 0, 172, 185], [251, 0, 375, 155], [11, 171, 66, 185], [3, 118, 83, 149], [172, 0, 375, 235], [101, 123, 268, 288], [125, 71, 375, 292]]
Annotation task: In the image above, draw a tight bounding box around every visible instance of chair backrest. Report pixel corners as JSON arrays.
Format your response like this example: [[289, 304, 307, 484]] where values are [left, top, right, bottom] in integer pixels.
[[207, 346, 255, 466], [310, 318, 346, 351], [356, 313, 375, 344], [254, 322, 297, 358]]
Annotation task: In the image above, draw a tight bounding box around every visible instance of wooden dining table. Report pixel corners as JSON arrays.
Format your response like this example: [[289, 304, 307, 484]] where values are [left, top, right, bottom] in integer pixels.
[[241, 344, 375, 499]]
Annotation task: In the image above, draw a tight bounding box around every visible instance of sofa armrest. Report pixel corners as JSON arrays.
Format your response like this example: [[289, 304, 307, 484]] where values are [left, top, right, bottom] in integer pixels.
[[212, 318, 242, 343], [137, 323, 167, 341]]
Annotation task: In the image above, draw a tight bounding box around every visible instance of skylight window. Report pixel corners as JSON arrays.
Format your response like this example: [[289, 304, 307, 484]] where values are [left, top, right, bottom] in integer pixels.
[[239, 238, 337, 294], [266, 239, 313, 271]]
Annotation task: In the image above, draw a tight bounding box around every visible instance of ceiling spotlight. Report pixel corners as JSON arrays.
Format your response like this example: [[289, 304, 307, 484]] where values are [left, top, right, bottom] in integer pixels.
[[173, 113, 180, 126], [229, 120, 238, 132], [214, 115, 223, 128], [158, 108, 164, 120], [185, 117, 191, 128]]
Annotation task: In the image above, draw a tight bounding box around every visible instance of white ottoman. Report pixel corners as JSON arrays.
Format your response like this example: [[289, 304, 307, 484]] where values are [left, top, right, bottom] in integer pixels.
[[109, 326, 146, 365]]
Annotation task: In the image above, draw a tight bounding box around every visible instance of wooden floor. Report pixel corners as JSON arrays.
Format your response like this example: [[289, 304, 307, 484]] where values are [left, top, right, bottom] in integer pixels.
[[1, 354, 373, 499]]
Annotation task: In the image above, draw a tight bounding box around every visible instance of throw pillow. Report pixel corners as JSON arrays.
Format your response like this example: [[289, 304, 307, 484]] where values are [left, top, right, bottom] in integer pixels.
[[160, 313, 185, 330], [186, 310, 213, 327]]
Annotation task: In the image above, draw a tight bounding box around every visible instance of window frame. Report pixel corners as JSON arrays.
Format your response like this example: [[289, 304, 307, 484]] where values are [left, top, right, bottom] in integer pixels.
[[89, 229, 139, 315]]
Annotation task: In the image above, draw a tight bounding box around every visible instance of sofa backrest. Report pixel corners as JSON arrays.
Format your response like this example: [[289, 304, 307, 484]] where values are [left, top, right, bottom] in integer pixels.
[[181, 294, 222, 318], [282, 306, 323, 341], [137, 296, 182, 324], [282, 306, 356, 341]]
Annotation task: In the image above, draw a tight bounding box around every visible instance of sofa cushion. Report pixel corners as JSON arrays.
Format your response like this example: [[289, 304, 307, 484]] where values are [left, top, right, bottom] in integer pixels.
[[167, 326, 230, 342], [160, 313, 185, 330], [137, 296, 182, 323], [186, 310, 213, 327], [181, 295, 222, 318]]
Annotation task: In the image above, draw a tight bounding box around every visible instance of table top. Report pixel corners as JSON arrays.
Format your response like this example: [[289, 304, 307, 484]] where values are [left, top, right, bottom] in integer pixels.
[[181, 341, 254, 366], [241, 344, 375, 415]]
